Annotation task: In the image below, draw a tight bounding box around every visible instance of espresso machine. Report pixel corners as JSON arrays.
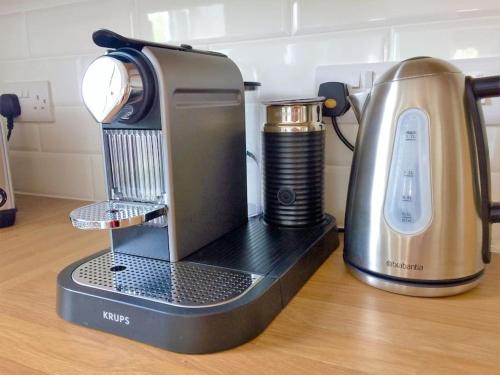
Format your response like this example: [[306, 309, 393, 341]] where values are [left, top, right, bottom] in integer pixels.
[[57, 30, 339, 353]]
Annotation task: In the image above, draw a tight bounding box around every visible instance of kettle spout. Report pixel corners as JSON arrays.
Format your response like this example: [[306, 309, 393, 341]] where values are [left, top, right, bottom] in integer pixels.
[[348, 90, 370, 124]]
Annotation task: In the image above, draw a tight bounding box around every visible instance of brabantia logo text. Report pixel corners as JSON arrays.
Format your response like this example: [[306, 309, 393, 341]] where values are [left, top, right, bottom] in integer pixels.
[[102, 311, 130, 325], [386, 260, 424, 271]]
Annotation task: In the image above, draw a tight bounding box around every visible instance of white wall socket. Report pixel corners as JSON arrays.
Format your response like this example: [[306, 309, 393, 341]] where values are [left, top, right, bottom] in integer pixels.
[[0, 81, 55, 123]]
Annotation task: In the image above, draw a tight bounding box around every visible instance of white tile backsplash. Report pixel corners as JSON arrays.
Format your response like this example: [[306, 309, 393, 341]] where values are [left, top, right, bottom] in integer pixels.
[[0, 0, 91, 15], [210, 28, 389, 100], [90, 154, 106, 201], [25, 0, 134, 57], [38, 106, 101, 154], [392, 17, 500, 60], [325, 165, 350, 226], [0, 13, 30, 60], [134, 0, 291, 44], [0, 57, 80, 106], [7, 123, 41, 152], [325, 121, 357, 166], [2, 0, 500, 250], [9, 151, 93, 199], [294, 0, 500, 35], [487, 127, 500, 173]]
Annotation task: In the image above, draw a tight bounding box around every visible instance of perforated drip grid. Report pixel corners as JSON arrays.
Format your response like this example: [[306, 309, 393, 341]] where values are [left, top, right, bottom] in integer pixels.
[[70, 201, 166, 230], [72, 252, 263, 308]]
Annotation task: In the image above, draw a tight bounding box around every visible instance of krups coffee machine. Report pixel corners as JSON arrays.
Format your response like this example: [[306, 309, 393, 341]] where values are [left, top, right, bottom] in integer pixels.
[[57, 30, 339, 353]]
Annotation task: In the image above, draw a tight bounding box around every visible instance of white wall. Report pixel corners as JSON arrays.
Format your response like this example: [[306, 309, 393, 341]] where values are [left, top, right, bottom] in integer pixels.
[[2, 0, 500, 249]]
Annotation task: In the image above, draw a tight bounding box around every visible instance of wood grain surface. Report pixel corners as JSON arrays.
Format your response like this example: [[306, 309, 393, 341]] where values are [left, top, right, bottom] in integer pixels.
[[1, 195, 499, 374]]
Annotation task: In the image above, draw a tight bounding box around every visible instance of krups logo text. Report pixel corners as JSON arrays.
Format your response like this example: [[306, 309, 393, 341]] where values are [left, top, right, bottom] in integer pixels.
[[102, 311, 130, 325], [386, 260, 424, 271]]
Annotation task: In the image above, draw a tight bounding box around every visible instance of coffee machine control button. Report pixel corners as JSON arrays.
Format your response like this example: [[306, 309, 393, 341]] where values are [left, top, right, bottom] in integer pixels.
[[0, 188, 6, 207], [384, 108, 432, 234]]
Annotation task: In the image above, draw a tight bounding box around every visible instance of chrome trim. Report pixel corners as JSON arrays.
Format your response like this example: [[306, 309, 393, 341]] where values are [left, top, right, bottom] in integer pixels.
[[70, 201, 166, 230], [82, 55, 144, 123], [105, 129, 165, 204], [72, 251, 263, 308], [346, 262, 482, 297], [264, 99, 324, 133]]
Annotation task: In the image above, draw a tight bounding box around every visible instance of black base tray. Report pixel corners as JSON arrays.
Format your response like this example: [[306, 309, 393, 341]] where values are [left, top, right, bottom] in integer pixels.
[[57, 215, 339, 353]]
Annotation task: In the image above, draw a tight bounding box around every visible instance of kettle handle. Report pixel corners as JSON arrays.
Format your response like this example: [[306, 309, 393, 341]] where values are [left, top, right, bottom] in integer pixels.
[[466, 75, 500, 263]]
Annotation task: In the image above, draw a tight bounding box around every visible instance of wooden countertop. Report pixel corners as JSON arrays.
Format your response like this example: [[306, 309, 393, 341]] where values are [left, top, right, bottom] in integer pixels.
[[1, 195, 500, 374]]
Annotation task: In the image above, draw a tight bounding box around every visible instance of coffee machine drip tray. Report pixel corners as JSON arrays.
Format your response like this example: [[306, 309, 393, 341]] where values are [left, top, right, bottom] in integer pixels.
[[69, 201, 167, 230], [72, 252, 263, 308], [58, 215, 339, 353]]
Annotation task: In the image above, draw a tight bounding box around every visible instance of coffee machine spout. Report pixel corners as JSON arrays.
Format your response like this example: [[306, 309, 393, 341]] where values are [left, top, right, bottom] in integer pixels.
[[348, 90, 370, 124]]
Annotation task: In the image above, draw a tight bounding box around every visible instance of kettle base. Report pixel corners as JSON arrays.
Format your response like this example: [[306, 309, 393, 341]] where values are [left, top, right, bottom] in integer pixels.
[[345, 262, 483, 297]]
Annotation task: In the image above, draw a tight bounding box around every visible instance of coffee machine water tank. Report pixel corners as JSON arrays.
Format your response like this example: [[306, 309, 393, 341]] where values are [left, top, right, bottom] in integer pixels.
[[243, 81, 262, 217]]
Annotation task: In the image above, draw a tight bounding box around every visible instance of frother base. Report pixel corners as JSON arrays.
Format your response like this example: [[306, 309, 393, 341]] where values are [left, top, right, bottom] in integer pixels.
[[345, 261, 483, 297], [57, 215, 339, 353]]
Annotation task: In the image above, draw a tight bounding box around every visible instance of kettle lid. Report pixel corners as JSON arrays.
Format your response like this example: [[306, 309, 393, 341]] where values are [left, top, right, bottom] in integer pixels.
[[376, 57, 462, 85]]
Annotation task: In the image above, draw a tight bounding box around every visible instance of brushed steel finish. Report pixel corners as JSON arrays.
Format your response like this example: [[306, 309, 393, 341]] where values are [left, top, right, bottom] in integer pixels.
[[70, 201, 166, 230], [345, 262, 482, 297], [377, 56, 461, 84], [82, 55, 143, 123], [143, 45, 247, 261], [264, 98, 324, 133], [72, 251, 263, 308], [344, 58, 485, 293]]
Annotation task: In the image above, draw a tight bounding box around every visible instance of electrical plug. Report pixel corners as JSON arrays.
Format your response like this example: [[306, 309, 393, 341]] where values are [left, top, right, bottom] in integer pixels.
[[0, 94, 21, 141]]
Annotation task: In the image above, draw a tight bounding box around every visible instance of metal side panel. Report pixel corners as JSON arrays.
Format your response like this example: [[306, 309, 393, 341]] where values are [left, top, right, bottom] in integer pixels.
[[143, 46, 247, 262]]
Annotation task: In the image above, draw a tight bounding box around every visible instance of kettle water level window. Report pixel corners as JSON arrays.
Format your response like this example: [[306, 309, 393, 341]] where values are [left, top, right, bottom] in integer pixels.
[[384, 108, 432, 235]]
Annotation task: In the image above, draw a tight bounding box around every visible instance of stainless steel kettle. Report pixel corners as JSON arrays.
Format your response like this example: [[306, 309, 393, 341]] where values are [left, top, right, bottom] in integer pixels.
[[344, 56, 500, 296]]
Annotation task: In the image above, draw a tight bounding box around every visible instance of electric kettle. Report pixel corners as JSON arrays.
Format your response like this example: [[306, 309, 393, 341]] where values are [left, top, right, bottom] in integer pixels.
[[344, 56, 500, 296]]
